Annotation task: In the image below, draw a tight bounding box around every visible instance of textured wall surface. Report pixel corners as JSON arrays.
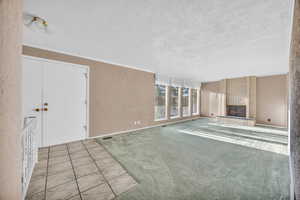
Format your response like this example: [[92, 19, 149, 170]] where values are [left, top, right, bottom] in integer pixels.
[[226, 77, 248, 106], [200, 81, 221, 117], [256, 74, 288, 127], [0, 0, 23, 199], [289, 0, 300, 198], [201, 75, 287, 127], [23, 46, 200, 137]]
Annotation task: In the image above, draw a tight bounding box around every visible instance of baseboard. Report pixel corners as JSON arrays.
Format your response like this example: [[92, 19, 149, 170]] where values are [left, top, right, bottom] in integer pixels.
[[89, 116, 204, 139], [256, 123, 287, 129]]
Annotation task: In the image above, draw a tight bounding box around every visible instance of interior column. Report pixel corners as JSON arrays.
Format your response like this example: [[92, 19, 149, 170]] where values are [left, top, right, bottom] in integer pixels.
[[0, 0, 23, 199], [289, 0, 300, 199], [219, 79, 227, 116]]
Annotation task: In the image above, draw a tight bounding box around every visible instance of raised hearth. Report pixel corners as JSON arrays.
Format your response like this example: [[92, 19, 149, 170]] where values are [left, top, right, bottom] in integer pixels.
[[216, 115, 256, 126]]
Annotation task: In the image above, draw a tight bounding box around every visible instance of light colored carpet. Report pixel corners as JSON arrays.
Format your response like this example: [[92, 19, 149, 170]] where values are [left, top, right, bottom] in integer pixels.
[[97, 119, 290, 200]]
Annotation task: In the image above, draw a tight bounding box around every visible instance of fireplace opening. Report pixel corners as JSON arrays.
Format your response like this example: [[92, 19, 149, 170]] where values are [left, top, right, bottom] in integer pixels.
[[227, 105, 246, 118]]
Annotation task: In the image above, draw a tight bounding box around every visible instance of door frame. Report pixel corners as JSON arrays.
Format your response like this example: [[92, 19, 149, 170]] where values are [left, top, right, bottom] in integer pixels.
[[23, 55, 90, 145]]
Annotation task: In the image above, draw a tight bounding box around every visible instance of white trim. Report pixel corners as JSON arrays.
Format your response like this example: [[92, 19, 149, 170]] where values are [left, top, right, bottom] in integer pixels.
[[22, 159, 36, 200], [89, 116, 204, 139], [23, 55, 90, 142], [287, 1, 295, 198], [85, 68, 90, 138], [23, 44, 155, 74]]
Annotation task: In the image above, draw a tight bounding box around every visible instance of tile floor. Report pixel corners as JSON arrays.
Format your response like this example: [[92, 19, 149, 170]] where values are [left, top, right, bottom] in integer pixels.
[[26, 139, 137, 200]]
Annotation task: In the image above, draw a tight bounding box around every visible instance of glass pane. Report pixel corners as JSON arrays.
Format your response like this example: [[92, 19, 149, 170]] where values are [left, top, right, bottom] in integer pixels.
[[182, 88, 190, 116], [155, 85, 166, 119], [191, 89, 198, 114], [170, 87, 179, 117]]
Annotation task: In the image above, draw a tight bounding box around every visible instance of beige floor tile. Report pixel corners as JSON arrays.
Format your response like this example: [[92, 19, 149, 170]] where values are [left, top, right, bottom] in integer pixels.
[[77, 172, 106, 192], [69, 147, 87, 155], [35, 160, 48, 168], [45, 181, 79, 200], [26, 176, 46, 197], [87, 146, 105, 153], [81, 183, 115, 200], [72, 157, 93, 168], [68, 141, 83, 146], [108, 173, 137, 195], [84, 143, 100, 149], [47, 161, 72, 175], [74, 163, 99, 178], [68, 143, 85, 151], [70, 150, 89, 160], [88, 147, 106, 154], [26, 191, 45, 200], [31, 161, 48, 180], [82, 139, 96, 144], [38, 149, 49, 156], [50, 144, 67, 152], [96, 157, 118, 169], [38, 153, 49, 161], [48, 155, 70, 166], [49, 150, 69, 159], [69, 148, 86, 155], [47, 169, 75, 189], [102, 163, 126, 180], [38, 147, 49, 153], [90, 151, 111, 161], [68, 195, 82, 200]]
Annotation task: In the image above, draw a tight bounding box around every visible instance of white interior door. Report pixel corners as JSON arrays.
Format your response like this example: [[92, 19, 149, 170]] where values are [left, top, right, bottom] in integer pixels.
[[23, 56, 89, 147], [22, 57, 44, 147], [43, 61, 88, 146]]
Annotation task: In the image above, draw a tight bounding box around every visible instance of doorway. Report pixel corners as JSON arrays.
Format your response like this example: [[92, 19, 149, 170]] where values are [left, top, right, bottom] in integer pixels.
[[22, 56, 89, 147]]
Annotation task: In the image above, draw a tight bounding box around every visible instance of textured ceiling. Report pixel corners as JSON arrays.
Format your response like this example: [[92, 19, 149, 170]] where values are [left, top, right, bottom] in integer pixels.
[[23, 0, 293, 82]]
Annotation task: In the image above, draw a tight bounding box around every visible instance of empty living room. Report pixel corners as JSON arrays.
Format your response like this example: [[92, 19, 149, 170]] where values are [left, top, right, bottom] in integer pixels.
[[2, 0, 300, 200]]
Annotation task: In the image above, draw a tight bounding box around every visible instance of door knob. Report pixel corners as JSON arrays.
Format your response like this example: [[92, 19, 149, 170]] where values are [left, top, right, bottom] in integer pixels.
[[44, 103, 48, 106], [43, 108, 48, 111], [34, 108, 40, 112]]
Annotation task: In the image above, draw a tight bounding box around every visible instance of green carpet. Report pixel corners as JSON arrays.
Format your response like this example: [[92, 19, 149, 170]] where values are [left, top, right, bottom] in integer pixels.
[[97, 119, 290, 200]]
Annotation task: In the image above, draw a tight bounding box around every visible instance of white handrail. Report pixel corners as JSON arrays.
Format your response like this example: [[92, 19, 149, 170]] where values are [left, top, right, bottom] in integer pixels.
[[21, 116, 38, 199]]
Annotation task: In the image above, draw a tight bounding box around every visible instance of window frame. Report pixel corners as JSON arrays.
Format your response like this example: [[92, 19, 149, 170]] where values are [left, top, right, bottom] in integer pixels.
[[170, 86, 180, 119], [191, 88, 200, 115], [154, 84, 168, 121], [182, 87, 191, 117]]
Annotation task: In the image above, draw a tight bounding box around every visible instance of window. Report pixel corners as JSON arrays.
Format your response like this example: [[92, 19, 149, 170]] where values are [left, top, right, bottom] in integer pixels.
[[182, 88, 190, 116], [191, 89, 198, 114], [170, 86, 179, 118], [155, 85, 167, 120]]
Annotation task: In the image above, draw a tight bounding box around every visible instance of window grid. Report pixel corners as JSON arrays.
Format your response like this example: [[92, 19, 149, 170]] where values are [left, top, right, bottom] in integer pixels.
[[154, 84, 167, 120]]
